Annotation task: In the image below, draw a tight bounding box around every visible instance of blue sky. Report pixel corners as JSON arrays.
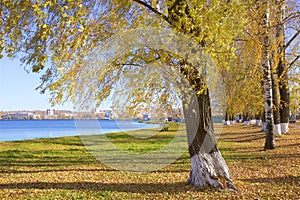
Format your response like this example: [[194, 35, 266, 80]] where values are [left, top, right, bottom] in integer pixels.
[[0, 57, 73, 111]]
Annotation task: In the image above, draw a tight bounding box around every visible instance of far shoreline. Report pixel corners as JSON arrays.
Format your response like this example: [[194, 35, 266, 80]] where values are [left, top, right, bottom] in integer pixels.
[[0, 119, 165, 142]]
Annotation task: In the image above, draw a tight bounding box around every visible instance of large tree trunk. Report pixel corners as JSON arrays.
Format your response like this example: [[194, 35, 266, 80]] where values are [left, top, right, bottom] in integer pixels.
[[183, 81, 236, 190], [262, 0, 275, 150], [168, 0, 236, 189], [278, 60, 290, 133], [278, 64, 290, 133], [276, 0, 289, 134], [278, 61, 290, 133]]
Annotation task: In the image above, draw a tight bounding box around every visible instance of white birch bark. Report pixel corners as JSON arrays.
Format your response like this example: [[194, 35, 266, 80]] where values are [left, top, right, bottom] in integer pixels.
[[262, 0, 275, 149]]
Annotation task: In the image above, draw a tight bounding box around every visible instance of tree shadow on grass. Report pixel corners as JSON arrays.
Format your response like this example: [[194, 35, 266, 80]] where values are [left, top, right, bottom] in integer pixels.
[[226, 153, 300, 161], [0, 167, 117, 174], [221, 128, 263, 137], [221, 132, 265, 143], [276, 143, 300, 148], [0, 164, 191, 174], [0, 156, 97, 167], [15, 137, 84, 146], [240, 176, 300, 184], [0, 182, 187, 194]]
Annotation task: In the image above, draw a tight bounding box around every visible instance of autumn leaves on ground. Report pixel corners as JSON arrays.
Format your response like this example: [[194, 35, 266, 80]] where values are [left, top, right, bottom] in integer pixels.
[[0, 123, 299, 199]]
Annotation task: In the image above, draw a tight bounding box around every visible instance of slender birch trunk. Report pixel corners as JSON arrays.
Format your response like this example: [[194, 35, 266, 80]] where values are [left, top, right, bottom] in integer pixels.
[[262, 0, 275, 150]]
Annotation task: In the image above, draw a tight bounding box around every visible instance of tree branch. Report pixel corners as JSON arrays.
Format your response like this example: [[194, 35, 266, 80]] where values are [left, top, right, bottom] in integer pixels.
[[115, 62, 143, 67], [132, 0, 171, 25], [283, 11, 300, 24], [285, 30, 300, 50], [287, 55, 300, 69]]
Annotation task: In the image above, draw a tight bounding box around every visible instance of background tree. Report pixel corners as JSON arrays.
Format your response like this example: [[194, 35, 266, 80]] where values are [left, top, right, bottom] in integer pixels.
[[282, 0, 300, 130], [269, 0, 299, 133], [227, 0, 299, 143], [289, 68, 300, 116]]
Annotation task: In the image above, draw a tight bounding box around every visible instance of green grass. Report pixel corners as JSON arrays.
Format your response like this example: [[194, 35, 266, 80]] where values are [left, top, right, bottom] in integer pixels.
[[0, 137, 89, 160], [0, 123, 299, 199], [105, 126, 184, 153]]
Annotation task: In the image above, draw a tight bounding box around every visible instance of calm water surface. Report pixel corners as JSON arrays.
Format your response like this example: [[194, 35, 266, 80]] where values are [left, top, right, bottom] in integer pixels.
[[0, 120, 161, 142]]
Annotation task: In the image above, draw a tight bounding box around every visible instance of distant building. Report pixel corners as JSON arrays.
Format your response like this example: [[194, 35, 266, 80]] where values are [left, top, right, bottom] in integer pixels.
[[1, 112, 36, 120], [27, 112, 35, 119], [1, 113, 14, 120], [46, 109, 54, 116]]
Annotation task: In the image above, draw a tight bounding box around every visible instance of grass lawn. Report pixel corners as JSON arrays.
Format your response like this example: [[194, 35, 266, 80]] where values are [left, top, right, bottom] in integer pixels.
[[0, 122, 299, 199]]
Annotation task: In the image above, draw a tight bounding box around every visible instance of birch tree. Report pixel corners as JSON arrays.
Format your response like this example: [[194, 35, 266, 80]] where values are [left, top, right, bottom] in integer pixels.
[[230, 0, 298, 139], [261, 0, 275, 149]]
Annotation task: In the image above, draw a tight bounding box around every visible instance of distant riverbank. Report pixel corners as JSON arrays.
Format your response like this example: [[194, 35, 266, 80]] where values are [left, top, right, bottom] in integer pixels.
[[0, 119, 162, 142]]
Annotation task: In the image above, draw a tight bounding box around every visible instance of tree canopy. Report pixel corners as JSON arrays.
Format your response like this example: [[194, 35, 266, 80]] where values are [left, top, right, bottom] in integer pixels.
[[0, 0, 252, 109]]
